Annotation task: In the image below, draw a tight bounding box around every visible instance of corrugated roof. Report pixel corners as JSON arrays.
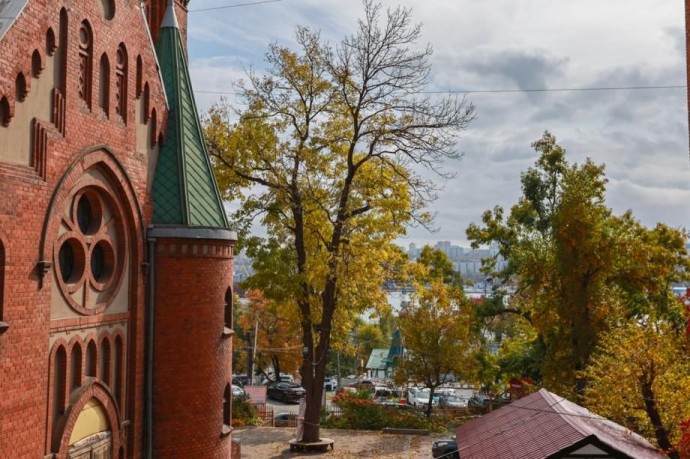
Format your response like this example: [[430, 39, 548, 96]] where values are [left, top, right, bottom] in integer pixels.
[[151, 2, 228, 228], [0, 0, 29, 41], [365, 349, 389, 371], [455, 388, 666, 459]]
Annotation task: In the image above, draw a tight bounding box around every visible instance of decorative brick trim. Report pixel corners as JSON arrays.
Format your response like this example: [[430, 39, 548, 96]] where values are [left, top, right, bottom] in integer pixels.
[[50, 312, 129, 332]]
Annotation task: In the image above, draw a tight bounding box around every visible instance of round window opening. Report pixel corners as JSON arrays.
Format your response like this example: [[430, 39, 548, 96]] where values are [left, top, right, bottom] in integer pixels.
[[91, 241, 114, 284], [54, 184, 125, 314], [58, 239, 85, 284]]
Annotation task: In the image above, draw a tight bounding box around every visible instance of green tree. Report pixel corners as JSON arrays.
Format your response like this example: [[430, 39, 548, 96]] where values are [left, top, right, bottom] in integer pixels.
[[394, 249, 478, 417], [467, 132, 689, 396], [205, 1, 474, 441]]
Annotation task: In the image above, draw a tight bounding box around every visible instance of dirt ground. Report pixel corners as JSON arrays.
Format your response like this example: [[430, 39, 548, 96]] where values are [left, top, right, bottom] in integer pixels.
[[233, 426, 447, 458]]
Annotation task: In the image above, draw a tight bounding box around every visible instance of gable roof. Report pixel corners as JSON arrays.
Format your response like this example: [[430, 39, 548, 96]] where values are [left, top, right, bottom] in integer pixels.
[[0, 0, 28, 41], [151, 1, 228, 228], [454, 388, 665, 459], [365, 349, 390, 371]]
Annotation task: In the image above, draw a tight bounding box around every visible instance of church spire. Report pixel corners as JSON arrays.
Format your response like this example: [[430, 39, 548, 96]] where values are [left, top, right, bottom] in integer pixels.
[[151, 0, 228, 228]]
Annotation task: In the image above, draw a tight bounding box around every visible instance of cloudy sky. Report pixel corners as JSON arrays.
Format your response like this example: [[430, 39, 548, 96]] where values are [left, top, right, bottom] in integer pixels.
[[185, 0, 689, 248]]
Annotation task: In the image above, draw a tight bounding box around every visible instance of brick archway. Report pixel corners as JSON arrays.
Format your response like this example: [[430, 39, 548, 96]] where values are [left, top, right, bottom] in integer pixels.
[[54, 380, 122, 459]]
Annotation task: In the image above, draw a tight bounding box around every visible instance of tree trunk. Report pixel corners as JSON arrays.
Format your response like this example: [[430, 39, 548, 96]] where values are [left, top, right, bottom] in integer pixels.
[[641, 377, 677, 458], [425, 387, 435, 418]]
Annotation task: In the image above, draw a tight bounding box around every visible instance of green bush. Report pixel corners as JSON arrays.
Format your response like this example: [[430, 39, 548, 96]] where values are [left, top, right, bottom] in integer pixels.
[[322, 391, 446, 432], [232, 395, 261, 427]]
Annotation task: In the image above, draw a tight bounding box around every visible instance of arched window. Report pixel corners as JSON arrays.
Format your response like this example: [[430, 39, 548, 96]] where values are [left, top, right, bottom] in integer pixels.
[[142, 82, 150, 122], [46, 28, 57, 56], [115, 44, 128, 121], [99, 53, 110, 116], [78, 21, 93, 108], [58, 9, 68, 90], [70, 343, 82, 390], [0, 96, 9, 127], [53, 346, 67, 422], [100, 337, 111, 386], [86, 340, 97, 377], [32, 50, 43, 77], [135, 56, 143, 98], [224, 287, 233, 333], [223, 384, 231, 426], [149, 108, 157, 148], [114, 336, 123, 405], [15, 73, 27, 102]]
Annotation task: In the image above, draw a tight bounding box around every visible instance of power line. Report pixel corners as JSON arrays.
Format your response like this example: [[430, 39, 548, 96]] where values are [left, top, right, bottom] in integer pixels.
[[188, 0, 282, 13], [194, 84, 685, 97]]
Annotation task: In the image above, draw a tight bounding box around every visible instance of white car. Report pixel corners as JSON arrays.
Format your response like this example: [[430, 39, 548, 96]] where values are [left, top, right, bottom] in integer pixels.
[[407, 388, 440, 407], [231, 384, 245, 398]]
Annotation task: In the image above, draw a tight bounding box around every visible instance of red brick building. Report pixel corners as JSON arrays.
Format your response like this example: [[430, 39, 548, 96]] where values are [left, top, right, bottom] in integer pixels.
[[0, 1, 236, 457]]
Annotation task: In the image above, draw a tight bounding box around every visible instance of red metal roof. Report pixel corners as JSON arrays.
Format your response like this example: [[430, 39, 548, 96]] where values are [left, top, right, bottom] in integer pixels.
[[454, 388, 666, 459]]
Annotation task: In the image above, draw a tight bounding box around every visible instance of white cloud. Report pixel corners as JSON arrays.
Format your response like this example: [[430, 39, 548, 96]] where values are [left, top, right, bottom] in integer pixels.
[[187, 0, 690, 247]]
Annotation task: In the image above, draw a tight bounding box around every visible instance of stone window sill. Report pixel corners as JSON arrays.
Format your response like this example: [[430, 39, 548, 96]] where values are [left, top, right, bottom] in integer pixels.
[[221, 424, 233, 436], [222, 327, 234, 337]]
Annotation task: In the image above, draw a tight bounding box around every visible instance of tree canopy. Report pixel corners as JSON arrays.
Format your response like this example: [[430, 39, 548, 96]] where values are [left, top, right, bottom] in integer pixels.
[[467, 132, 690, 396], [205, 0, 474, 442], [394, 247, 478, 417]]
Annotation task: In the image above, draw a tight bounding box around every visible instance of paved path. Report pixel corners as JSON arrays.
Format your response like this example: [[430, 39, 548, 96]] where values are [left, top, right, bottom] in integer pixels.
[[233, 426, 447, 458]]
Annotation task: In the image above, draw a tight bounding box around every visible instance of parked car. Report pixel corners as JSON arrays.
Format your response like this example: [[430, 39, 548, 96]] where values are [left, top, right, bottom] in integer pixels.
[[439, 394, 468, 409], [232, 374, 250, 387], [407, 388, 440, 407], [432, 437, 459, 459], [267, 382, 306, 403], [231, 384, 245, 398], [468, 393, 491, 408], [279, 373, 295, 383], [324, 377, 338, 391]]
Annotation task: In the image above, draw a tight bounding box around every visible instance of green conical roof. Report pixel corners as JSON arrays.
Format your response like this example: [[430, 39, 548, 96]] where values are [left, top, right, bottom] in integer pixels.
[[151, 3, 228, 228]]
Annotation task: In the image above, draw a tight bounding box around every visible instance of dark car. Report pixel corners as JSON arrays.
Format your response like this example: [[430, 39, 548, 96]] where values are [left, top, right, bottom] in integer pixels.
[[232, 374, 250, 387], [432, 437, 459, 458], [267, 382, 306, 403]]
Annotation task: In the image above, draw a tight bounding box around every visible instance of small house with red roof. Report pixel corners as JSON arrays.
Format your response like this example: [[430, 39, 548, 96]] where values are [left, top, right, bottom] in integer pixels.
[[454, 388, 665, 459]]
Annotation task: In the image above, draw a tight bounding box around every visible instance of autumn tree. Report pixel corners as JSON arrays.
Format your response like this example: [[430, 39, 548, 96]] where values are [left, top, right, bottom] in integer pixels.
[[204, 1, 474, 442], [238, 289, 302, 382], [582, 318, 690, 457], [394, 248, 478, 417], [467, 132, 689, 396]]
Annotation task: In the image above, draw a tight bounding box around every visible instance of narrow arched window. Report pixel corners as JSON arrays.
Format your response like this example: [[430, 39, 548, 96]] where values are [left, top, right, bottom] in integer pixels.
[[0, 97, 9, 126], [70, 343, 82, 390], [114, 336, 123, 405], [224, 287, 233, 332], [143, 82, 150, 122], [99, 53, 110, 116], [86, 340, 97, 377], [100, 337, 111, 386], [32, 50, 43, 77], [58, 10, 68, 91], [53, 346, 67, 421], [15, 73, 27, 102], [46, 28, 57, 56], [149, 108, 157, 148], [78, 21, 93, 108], [115, 44, 128, 121], [135, 56, 143, 98], [223, 384, 231, 426]]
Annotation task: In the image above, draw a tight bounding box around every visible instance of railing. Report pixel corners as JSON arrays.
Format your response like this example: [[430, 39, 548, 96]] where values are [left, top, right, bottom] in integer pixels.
[[253, 403, 274, 425]]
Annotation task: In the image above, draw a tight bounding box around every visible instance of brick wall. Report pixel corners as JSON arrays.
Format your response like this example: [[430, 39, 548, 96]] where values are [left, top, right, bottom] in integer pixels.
[[152, 237, 234, 458], [0, 1, 166, 457]]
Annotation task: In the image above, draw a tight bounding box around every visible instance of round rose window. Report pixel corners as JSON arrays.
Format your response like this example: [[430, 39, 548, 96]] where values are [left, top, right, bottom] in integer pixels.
[[54, 185, 125, 315]]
